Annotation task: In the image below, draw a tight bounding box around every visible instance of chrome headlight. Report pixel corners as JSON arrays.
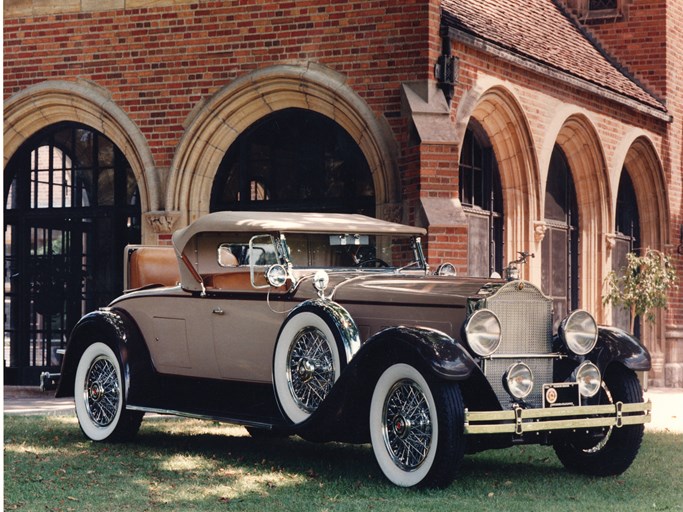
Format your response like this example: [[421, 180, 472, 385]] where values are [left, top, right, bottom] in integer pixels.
[[464, 309, 502, 357], [559, 310, 598, 355], [503, 362, 533, 399], [575, 361, 601, 398]]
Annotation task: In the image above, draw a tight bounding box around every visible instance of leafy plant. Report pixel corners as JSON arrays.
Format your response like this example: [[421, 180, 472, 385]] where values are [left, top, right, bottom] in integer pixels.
[[603, 248, 678, 333]]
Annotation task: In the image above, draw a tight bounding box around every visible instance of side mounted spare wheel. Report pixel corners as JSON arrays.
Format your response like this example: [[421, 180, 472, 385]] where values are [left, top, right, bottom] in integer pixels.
[[273, 301, 359, 424], [74, 342, 143, 442]]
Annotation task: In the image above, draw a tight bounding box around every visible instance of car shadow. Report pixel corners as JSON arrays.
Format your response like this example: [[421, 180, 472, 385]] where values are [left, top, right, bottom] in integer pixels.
[[132, 418, 568, 490]]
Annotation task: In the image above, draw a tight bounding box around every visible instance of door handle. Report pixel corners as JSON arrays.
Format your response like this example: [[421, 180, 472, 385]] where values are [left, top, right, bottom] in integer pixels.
[[212, 307, 225, 315]]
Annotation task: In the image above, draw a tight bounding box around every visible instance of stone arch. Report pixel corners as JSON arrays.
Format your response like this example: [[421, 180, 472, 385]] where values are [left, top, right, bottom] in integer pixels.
[[552, 113, 611, 315], [168, 63, 400, 225], [612, 132, 668, 250], [612, 132, 669, 357], [3, 80, 159, 216], [455, 82, 540, 279]]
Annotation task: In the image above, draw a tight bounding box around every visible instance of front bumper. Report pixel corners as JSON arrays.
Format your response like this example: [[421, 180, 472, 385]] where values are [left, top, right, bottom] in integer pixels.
[[465, 400, 652, 435]]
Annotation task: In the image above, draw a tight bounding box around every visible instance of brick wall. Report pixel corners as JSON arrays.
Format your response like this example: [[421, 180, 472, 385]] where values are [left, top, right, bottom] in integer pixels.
[[582, 0, 668, 98], [4, 0, 435, 174]]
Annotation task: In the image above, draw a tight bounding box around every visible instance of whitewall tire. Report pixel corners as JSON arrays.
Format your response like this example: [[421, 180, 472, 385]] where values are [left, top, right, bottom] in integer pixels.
[[369, 363, 465, 488], [74, 342, 142, 442]]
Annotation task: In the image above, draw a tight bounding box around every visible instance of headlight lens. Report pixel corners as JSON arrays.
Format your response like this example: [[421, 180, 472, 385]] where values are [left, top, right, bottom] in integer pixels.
[[559, 310, 598, 355], [575, 362, 601, 398], [504, 362, 533, 399], [464, 309, 502, 357]]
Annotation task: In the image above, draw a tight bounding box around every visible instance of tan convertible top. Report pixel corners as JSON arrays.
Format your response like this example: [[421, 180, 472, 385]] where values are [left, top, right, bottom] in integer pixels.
[[173, 211, 426, 252]]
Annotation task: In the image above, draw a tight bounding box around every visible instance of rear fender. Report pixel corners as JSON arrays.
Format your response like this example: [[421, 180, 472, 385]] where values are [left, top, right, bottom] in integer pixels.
[[55, 308, 152, 400]]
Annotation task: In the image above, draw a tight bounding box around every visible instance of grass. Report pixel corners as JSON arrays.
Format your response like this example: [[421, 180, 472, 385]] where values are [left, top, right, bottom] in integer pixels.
[[4, 415, 682, 512]]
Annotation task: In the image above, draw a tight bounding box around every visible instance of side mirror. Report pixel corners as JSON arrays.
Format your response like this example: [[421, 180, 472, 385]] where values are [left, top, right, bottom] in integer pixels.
[[265, 264, 288, 288]]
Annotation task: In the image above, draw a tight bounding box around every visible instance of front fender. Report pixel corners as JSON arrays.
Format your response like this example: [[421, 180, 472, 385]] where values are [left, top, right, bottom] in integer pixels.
[[592, 326, 651, 372], [362, 326, 477, 380], [293, 326, 482, 443]]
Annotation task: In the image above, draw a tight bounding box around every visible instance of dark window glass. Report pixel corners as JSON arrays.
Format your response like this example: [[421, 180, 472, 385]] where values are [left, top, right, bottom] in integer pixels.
[[459, 124, 504, 277], [541, 145, 579, 329], [612, 169, 641, 335], [210, 108, 375, 215], [590, 0, 617, 10]]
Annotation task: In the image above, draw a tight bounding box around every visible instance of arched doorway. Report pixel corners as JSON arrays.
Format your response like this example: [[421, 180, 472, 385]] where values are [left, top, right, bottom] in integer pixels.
[[541, 145, 579, 329], [4, 122, 141, 384], [210, 108, 375, 214]]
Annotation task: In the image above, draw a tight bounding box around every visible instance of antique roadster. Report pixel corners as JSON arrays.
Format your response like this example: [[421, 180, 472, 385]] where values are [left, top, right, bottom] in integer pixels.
[[56, 211, 651, 488]]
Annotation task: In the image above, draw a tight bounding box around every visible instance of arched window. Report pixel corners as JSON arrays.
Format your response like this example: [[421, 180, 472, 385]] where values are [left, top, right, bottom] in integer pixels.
[[4, 123, 140, 384], [612, 170, 641, 334], [542, 145, 579, 326], [459, 122, 504, 277], [210, 108, 375, 215]]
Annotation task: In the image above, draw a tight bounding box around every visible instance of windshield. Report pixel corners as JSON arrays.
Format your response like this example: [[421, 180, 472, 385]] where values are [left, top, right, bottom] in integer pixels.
[[282, 233, 424, 270]]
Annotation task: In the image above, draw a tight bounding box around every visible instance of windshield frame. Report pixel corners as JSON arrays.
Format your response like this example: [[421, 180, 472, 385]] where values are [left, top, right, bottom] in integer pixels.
[[278, 232, 428, 273]]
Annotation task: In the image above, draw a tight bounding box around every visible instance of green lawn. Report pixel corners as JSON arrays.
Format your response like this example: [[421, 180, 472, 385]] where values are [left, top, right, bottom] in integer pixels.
[[4, 415, 682, 512]]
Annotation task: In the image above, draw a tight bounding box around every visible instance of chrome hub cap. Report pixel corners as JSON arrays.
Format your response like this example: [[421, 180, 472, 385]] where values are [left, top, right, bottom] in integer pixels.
[[391, 415, 412, 439], [382, 379, 432, 471], [84, 356, 120, 427], [287, 327, 334, 413], [296, 358, 317, 383]]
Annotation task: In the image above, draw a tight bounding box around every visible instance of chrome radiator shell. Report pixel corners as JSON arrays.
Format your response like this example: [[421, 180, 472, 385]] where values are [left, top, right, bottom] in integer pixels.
[[478, 281, 554, 409]]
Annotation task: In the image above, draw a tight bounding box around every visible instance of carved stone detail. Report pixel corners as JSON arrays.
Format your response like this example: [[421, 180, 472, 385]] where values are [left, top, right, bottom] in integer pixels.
[[533, 221, 548, 243], [605, 232, 618, 252], [144, 211, 181, 234]]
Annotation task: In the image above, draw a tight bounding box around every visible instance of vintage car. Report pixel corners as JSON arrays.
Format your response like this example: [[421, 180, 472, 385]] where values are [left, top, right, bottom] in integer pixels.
[[55, 211, 652, 488]]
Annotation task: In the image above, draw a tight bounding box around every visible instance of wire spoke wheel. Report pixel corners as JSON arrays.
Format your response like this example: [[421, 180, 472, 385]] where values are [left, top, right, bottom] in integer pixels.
[[286, 327, 335, 413], [370, 363, 465, 488], [74, 342, 143, 442], [382, 379, 432, 471], [553, 365, 645, 476], [273, 309, 345, 424], [84, 356, 121, 427]]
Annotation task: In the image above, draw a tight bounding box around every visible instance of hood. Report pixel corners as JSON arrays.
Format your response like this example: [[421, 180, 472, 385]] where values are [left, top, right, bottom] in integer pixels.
[[304, 273, 500, 307]]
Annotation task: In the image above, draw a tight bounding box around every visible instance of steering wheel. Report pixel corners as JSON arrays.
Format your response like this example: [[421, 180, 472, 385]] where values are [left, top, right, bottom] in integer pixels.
[[358, 258, 389, 268]]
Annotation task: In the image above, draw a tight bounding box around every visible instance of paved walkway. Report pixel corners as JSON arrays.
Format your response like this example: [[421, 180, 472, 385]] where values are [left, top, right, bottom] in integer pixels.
[[3, 385, 682, 432]]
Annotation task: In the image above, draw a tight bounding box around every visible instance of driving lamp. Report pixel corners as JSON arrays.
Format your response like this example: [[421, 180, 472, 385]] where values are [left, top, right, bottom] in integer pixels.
[[559, 310, 598, 355], [504, 362, 534, 399], [575, 361, 601, 398], [464, 309, 502, 357]]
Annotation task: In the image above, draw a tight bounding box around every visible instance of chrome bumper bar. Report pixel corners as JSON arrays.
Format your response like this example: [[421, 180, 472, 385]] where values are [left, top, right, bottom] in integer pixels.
[[465, 400, 652, 435]]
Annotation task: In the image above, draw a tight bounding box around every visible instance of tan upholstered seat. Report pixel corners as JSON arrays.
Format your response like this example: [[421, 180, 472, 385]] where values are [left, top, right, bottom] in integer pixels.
[[127, 246, 180, 289]]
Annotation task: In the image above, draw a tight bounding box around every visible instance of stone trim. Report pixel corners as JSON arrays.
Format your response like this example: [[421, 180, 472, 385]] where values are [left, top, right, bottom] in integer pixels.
[[455, 81, 540, 281], [5, 0, 196, 17], [3, 79, 159, 224]]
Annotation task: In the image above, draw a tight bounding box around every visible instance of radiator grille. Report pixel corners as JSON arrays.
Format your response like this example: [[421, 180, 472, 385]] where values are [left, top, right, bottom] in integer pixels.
[[483, 282, 553, 409]]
